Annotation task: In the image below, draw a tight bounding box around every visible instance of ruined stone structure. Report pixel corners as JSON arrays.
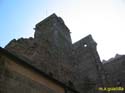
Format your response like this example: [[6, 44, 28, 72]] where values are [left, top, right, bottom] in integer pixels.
[[0, 14, 107, 93], [103, 54, 125, 90], [0, 47, 78, 93]]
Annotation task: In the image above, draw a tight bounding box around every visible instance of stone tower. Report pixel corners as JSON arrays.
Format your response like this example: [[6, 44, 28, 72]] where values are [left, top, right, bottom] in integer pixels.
[[4, 13, 105, 93]]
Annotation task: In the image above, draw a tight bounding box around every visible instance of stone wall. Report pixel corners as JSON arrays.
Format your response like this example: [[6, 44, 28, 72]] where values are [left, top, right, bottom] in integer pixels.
[[71, 35, 104, 93], [0, 55, 65, 93], [4, 13, 104, 93], [103, 55, 125, 88]]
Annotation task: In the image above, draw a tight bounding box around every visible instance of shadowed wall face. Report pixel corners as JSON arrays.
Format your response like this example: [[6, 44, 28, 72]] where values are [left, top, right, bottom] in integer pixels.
[[0, 55, 65, 93], [103, 56, 125, 87], [71, 35, 103, 92]]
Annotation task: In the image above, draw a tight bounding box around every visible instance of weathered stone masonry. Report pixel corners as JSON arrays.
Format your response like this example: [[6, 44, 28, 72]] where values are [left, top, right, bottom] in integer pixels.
[[0, 13, 106, 93]]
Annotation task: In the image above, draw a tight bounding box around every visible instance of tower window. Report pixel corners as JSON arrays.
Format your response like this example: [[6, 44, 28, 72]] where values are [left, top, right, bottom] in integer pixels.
[[84, 44, 87, 47]]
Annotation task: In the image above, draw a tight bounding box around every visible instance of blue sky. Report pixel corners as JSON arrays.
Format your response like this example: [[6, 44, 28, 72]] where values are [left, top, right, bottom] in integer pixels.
[[0, 0, 49, 46], [0, 0, 125, 60]]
